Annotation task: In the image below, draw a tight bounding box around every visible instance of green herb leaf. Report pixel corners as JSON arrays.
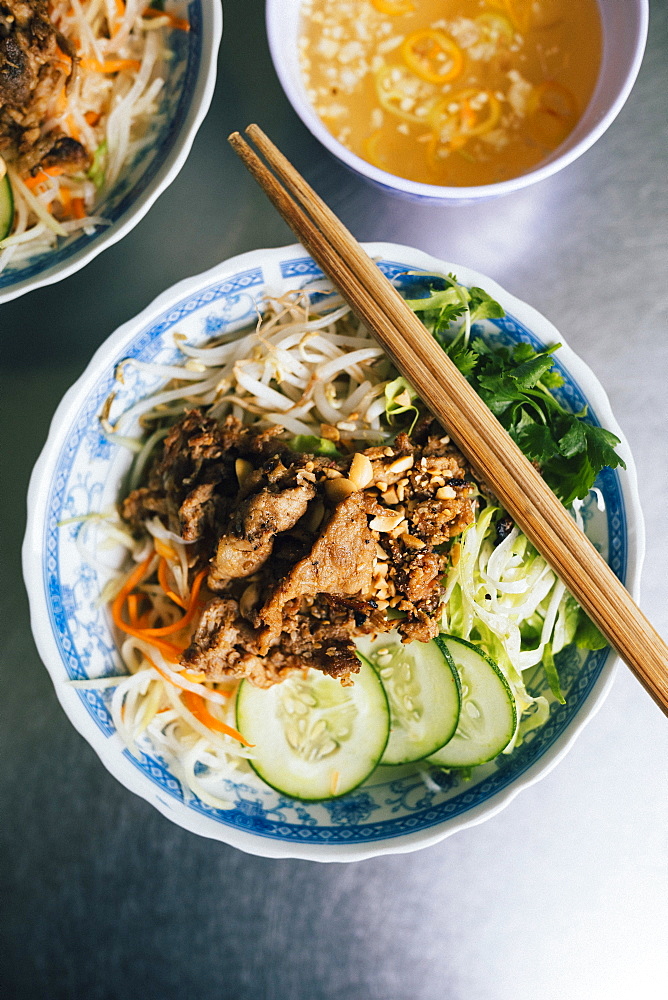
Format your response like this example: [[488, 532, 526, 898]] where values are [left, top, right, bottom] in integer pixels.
[[574, 612, 608, 650], [447, 343, 480, 378], [468, 286, 506, 323], [404, 274, 626, 506]]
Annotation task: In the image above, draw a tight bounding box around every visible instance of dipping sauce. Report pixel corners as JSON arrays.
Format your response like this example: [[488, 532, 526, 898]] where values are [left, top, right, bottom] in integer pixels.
[[299, 0, 602, 187]]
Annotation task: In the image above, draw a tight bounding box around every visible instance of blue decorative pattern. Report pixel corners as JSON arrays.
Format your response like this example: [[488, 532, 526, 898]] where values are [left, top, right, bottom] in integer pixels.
[[0, 3, 203, 290], [42, 252, 628, 845]]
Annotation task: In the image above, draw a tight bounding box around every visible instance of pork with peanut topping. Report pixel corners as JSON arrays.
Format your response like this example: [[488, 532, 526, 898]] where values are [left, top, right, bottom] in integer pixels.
[[121, 410, 475, 686]]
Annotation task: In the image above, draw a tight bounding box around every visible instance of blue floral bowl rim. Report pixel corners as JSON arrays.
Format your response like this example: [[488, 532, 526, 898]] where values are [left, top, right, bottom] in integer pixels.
[[22, 242, 645, 861], [0, 2, 222, 306]]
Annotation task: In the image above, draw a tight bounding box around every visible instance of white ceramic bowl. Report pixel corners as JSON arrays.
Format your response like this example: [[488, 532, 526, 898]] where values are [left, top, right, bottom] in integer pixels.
[[0, 2, 222, 306], [266, 0, 648, 204], [23, 242, 643, 860]]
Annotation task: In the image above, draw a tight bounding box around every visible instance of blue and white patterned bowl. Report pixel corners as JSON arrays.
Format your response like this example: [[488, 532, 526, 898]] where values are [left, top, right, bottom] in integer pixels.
[[23, 243, 644, 860], [0, 2, 222, 305]]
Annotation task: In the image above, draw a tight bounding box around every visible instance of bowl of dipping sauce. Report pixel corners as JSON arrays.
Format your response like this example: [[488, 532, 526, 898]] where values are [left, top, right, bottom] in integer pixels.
[[267, 0, 648, 203]]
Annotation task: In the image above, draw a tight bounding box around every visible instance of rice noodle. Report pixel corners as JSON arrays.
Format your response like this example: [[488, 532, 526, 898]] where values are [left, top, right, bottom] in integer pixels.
[[103, 289, 403, 445]]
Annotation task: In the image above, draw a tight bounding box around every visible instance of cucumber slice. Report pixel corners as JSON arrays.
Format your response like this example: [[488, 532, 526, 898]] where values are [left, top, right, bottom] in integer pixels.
[[427, 635, 517, 768], [0, 174, 14, 241], [355, 631, 461, 765], [236, 658, 389, 800]]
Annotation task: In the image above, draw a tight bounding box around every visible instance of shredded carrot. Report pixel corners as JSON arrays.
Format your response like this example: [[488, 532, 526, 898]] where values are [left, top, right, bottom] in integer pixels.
[[126, 592, 141, 625], [24, 165, 68, 190], [80, 57, 141, 74], [143, 7, 190, 31], [111, 555, 185, 659], [59, 186, 72, 215], [113, 562, 206, 639], [113, 553, 154, 605], [181, 689, 253, 747], [71, 197, 86, 219], [158, 642, 185, 663], [84, 111, 101, 126], [158, 556, 187, 609], [145, 656, 237, 717], [141, 569, 206, 637]]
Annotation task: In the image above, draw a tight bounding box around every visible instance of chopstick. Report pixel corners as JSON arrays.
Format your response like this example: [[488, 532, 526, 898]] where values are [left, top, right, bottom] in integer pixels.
[[229, 123, 668, 717]]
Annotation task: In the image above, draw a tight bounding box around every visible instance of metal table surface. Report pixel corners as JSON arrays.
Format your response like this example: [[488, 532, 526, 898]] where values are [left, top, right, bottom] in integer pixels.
[[2, 3, 667, 998]]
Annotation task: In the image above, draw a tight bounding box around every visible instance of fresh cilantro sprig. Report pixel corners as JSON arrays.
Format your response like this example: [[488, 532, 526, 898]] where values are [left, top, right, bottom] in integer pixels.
[[406, 278, 625, 506]]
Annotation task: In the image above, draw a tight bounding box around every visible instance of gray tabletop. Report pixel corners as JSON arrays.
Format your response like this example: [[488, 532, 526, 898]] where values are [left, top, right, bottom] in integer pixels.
[[2, 3, 667, 999]]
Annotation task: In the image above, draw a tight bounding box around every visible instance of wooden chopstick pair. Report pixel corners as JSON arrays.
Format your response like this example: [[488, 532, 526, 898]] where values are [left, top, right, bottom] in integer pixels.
[[229, 124, 668, 716]]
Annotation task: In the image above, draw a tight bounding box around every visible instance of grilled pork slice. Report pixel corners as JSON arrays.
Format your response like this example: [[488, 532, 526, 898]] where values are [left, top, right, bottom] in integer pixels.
[[255, 492, 376, 652]]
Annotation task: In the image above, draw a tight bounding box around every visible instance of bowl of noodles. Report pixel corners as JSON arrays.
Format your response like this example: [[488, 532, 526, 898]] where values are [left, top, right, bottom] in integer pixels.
[[23, 242, 643, 860], [0, 1, 221, 304]]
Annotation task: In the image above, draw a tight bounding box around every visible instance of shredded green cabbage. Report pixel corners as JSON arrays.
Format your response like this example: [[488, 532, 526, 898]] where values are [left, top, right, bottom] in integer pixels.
[[440, 503, 589, 748]]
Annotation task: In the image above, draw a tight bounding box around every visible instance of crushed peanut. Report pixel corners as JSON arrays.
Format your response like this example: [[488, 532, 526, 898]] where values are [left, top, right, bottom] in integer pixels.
[[387, 454, 414, 475], [369, 512, 405, 533], [235, 458, 253, 487], [325, 477, 358, 503], [348, 452, 374, 490]]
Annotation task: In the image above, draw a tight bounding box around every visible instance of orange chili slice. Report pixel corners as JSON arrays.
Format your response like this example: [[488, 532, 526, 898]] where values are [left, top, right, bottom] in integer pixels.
[[363, 130, 389, 171], [527, 80, 578, 147], [428, 89, 501, 160], [492, 0, 532, 34], [371, 0, 414, 14], [475, 11, 515, 44], [401, 29, 463, 85]]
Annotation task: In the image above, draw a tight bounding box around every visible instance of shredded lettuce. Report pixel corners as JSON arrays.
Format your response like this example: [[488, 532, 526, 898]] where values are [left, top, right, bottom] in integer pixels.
[[400, 272, 624, 748], [289, 434, 340, 457], [441, 505, 598, 744], [384, 376, 419, 431], [88, 140, 108, 190]]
